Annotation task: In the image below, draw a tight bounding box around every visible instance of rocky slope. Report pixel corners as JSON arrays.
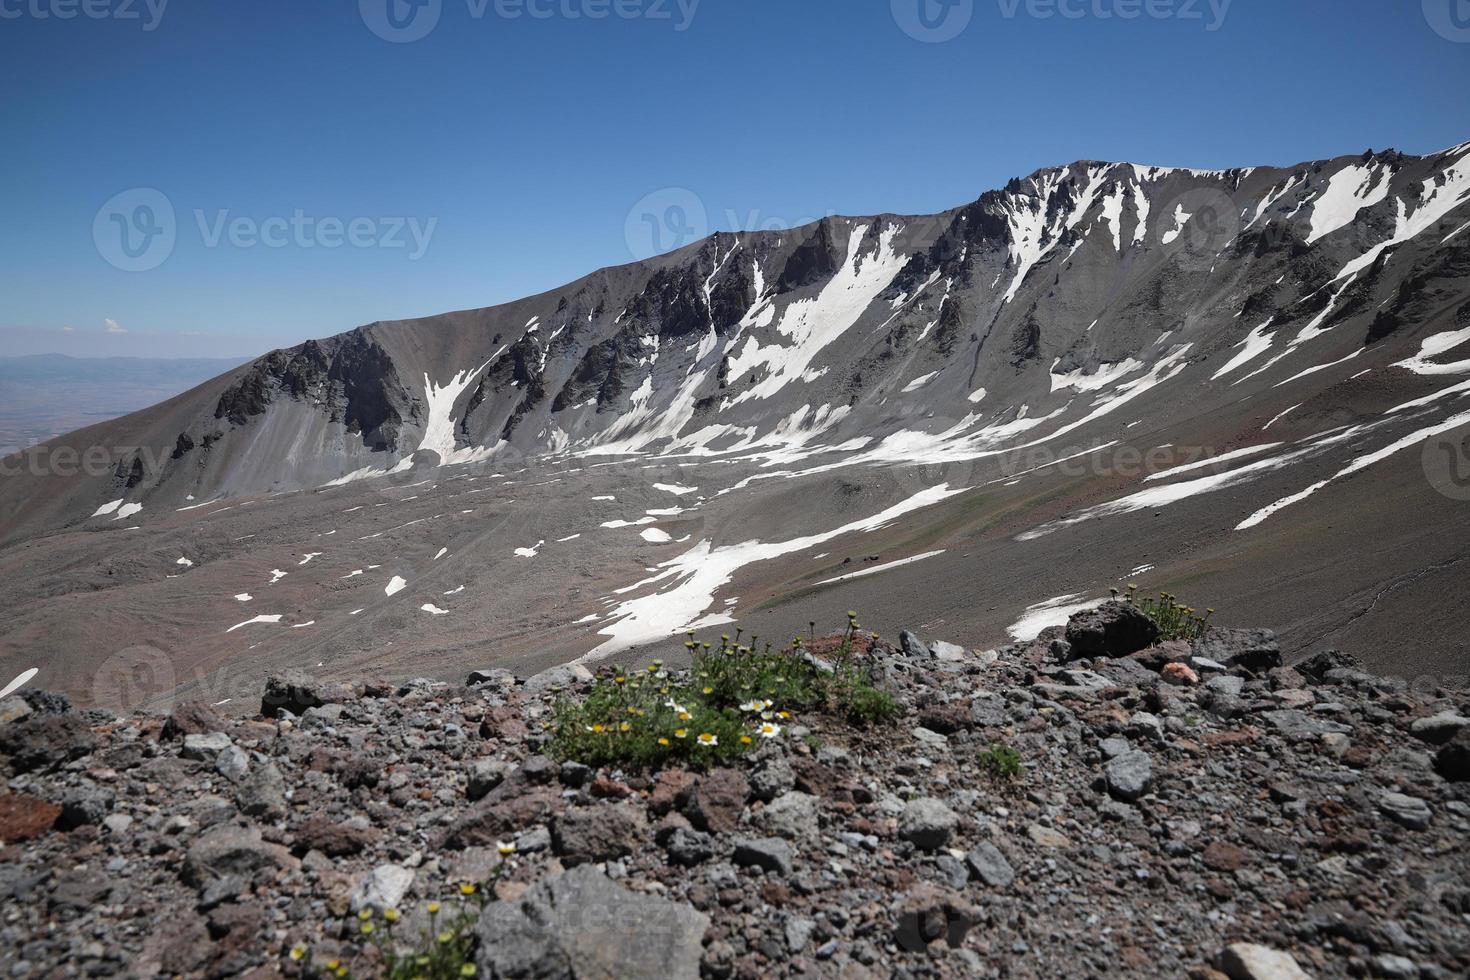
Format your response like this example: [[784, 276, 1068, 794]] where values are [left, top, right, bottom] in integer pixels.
[[3, 613, 1469, 979], [4, 138, 1470, 733]]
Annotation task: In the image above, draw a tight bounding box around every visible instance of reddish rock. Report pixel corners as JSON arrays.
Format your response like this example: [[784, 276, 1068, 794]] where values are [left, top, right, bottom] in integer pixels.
[[1201, 841, 1252, 872], [0, 793, 63, 843], [589, 775, 634, 799], [161, 701, 227, 740], [436, 787, 562, 849], [649, 770, 698, 816], [687, 768, 748, 833], [292, 814, 381, 857], [1161, 663, 1201, 686]]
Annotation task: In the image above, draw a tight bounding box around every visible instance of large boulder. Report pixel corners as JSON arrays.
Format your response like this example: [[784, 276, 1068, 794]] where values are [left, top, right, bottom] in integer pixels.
[[1436, 728, 1470, 782], [259, 671, 357, 718], [899, 798, 959, 851], [1193, 628, 1282, 673], [1065, 601, 1160, 658], [550, 804, 648, 866], [0, 712, 97, 774], [182, 821, 296, 888], [474, 865, 708, 979]]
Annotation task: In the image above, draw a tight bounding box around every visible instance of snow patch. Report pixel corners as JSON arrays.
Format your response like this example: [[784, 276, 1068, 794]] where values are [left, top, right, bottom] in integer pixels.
[[815, 550, 946, 586]]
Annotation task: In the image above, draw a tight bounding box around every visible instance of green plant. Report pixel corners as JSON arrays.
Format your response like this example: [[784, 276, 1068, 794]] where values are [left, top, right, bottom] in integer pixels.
[[547, 661, 756, 768], [547, 615, 901, 769], [290, 846, 514, 979], [977, 743, 1023, 781], [1113, 583, 1213, 641]]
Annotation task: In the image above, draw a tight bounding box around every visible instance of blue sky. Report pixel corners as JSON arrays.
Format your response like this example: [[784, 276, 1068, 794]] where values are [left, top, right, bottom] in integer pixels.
[[2, 0, 1468, 358]]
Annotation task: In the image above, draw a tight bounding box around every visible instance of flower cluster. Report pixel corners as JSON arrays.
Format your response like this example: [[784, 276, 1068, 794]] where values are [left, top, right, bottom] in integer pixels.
[[287, 846, 516, 979]]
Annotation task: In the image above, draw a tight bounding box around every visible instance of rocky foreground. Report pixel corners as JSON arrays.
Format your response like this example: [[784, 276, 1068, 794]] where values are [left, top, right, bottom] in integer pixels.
[[3, 608, 1470, 979]]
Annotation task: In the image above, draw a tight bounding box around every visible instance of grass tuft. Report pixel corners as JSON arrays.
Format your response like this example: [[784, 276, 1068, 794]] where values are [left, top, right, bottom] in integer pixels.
[[1113, 583, 1213, 642], [548, 618, 900, 768]]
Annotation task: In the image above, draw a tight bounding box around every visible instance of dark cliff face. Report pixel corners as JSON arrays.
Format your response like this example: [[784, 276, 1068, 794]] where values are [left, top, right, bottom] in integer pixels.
[[777, 219, 842, 293], [204, 332, 413, 453]]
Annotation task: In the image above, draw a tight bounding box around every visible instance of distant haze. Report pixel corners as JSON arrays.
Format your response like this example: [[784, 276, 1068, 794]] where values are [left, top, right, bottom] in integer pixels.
[[0, 353, 247, 456]]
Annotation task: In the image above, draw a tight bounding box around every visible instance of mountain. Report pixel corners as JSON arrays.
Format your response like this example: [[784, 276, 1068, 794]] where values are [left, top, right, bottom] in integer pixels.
[[2, 141, 1469, 709]]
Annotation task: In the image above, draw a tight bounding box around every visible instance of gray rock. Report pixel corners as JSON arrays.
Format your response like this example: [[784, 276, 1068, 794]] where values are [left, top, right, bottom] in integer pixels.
[[1065, 601, 1160, 658], [465, 667, 517, 689], [1261, 708, 1353, 740], [180, 731, 232, 762], [965, 842, 1015, 888], [1105, 750, 1153, 803], [467, 758, 511, 800], [260, 670, 352, 718], [1206, 674, 1246, 697], [1372, 954, 1420, 979], [1193, 629, 1282, 673], [182, 822, 295, 888], [521, 663, 594, 695], [749, 754, 796, 802], [0, 713, 97, 773], [350, 864, 415, 913], [1409, 710, 1470, 745], [235, 762, 288, 821], [732, 837, 794, 875], [899, 630, 931, 658], [552, 804, 648, 866], [102, 812, 134, 835], [1098, 736, 1131, 760], [0, 696, 33, 727], [899, 797, 959, 851], [929, 640, 967, 662], [214, 745, 250, 782], [515, 825, 552, 853], [911, 727, 950, 752], [1218, 943, 1312, 979], [784, 916, 816, 953], [475, 865, 708, 980], [1379, 791, 1432, 830], [755, 791, 820, 840], [661, 826, 714, 867]]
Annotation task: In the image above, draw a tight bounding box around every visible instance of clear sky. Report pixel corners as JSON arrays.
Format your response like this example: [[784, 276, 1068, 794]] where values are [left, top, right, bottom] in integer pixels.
[[2, 0, 1468, 358]]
